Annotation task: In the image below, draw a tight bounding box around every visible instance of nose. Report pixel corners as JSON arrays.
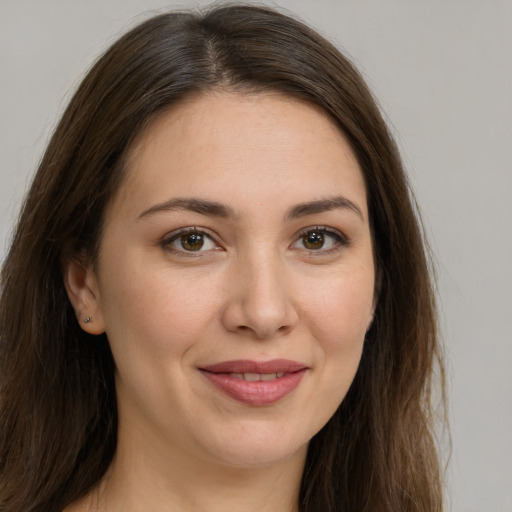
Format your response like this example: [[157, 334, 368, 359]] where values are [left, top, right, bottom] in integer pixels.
[[221, 251, 299, 339]]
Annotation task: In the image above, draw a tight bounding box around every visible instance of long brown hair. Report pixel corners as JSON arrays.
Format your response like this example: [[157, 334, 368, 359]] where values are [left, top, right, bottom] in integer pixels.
[[0, 5, 445, 511]]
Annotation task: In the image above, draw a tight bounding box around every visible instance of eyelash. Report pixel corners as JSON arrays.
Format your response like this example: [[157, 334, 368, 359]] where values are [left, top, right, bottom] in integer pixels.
[[160, 226, 349, 256], [292, 226, 349, 255], [160, 227, 220, 257]]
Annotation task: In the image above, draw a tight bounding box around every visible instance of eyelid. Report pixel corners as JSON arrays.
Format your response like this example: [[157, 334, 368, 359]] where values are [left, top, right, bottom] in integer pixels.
[[291, 225, 349, 252], [160, 226, 222, 255], [159, 225, 349, 257]]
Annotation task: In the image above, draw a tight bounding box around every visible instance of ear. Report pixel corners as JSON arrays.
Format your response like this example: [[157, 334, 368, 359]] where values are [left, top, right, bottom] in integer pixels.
[[366, 306, 376, 332], [367, 265, 382, 331], [63, 256, 106, 335]]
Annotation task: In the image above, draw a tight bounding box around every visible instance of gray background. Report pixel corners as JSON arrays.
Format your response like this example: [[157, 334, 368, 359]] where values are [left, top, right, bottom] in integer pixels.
[[1, 1, 511, 511]]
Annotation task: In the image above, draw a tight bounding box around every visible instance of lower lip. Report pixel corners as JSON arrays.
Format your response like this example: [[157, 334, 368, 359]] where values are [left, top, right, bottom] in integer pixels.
[[200, 369, 307, 406]]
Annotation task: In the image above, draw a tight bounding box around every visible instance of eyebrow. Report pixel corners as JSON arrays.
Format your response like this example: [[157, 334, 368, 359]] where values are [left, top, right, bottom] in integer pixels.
[[137, 198, 234, 220], [137, 195, 363, 222], [286, 196, 363, 220]]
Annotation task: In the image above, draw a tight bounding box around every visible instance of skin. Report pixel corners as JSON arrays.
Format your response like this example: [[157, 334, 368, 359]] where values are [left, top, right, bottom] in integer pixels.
[[65, 91, 376, 512]]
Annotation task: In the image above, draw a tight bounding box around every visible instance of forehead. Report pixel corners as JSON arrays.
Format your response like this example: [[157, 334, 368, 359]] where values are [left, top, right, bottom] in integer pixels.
[[113, 91, 368, 220]]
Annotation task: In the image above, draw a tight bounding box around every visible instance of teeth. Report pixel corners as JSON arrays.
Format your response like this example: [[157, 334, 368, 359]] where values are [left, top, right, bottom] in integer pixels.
[[228, 372, 284, 381]]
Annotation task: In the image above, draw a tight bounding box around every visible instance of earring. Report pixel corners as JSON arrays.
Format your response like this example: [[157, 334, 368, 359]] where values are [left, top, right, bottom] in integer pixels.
[[84, 316, 92, 324]]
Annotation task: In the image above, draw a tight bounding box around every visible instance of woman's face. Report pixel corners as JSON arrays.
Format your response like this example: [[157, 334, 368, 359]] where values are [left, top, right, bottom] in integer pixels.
[[78, 92, 375, 470]]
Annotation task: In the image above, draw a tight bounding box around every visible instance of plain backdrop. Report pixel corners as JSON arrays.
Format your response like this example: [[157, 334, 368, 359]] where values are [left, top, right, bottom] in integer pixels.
[[1, 1, 511, 511]]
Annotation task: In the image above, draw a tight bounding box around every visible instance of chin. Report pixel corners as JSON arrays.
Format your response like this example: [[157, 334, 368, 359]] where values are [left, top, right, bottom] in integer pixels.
[[195, 420, 311, 470], [211, 443, 307, 470]]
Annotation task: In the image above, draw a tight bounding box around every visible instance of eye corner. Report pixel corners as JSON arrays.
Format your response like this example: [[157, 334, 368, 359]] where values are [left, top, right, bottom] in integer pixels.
[[160, 226, 223, 256], [290, 225, 349, 254]]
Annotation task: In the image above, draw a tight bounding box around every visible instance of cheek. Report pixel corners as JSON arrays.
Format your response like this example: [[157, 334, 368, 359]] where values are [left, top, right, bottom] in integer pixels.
[[102, 274, 218, 354], [306, 268, 374, 345], [97, 262, 225, 415], [303, 268, 373, 396]]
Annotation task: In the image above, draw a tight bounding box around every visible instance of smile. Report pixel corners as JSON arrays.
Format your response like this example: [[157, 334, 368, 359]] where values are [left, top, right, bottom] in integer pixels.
[[199, 359, 308, 406], [229, 372, 286, 381]]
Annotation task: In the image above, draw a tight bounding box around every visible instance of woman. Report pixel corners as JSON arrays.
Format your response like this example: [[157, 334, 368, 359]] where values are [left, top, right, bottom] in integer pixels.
[[0, 4, 445, 512]]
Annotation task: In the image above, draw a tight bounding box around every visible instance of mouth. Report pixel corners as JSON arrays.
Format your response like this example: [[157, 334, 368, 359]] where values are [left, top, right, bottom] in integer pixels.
[[199, 359, 308, 406], [220, 371, 287, 381]]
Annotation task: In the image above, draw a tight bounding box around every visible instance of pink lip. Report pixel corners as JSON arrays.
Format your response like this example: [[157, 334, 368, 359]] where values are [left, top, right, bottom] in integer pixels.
[[199, 359, 308, 406]]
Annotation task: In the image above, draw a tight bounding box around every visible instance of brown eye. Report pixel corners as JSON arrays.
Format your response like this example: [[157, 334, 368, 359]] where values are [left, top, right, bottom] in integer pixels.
[[180, 232, 205, 251], [164, 229, 217, 254], [292, 227, 347, 253], [302, 230, 325, 250]]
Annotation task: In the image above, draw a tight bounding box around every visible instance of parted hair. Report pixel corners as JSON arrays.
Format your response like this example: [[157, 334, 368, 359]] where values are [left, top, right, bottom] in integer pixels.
[[0, 4, 445, 511]]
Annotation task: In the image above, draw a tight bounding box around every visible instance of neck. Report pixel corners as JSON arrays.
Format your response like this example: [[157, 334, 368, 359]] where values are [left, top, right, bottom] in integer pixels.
[[70, 418, 307, 512]]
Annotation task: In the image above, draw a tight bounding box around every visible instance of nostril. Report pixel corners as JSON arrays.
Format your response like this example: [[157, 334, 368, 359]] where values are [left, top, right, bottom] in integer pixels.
[[221, 290, 299, 338]]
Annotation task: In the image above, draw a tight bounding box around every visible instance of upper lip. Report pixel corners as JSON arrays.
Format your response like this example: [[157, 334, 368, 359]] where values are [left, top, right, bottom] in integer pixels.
[[200, 359, 308, 374]]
